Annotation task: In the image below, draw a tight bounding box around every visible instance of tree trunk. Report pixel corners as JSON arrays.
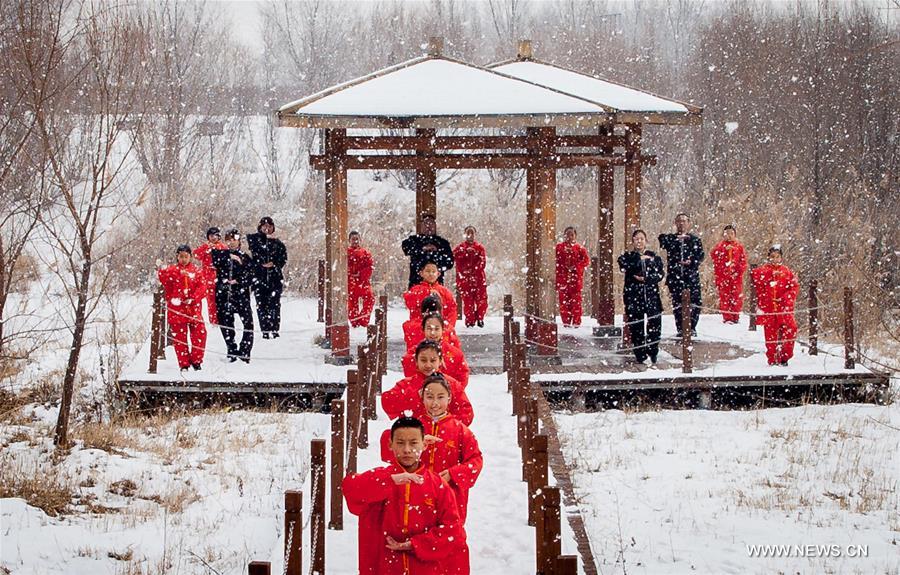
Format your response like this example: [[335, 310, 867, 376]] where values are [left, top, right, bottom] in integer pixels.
[[54, 259, 91, 448]]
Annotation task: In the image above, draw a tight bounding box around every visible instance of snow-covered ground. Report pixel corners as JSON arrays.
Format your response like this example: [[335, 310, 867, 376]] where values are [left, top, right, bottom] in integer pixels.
[[2, 296, 897, 574]]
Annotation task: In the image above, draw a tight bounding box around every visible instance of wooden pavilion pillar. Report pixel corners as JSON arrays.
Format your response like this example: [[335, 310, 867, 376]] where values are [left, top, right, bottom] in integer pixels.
[[525, 127, 560, 362], [594, 125, 620, 337], [324, 128, 351, 364], [415, 129, 437, 232], [623, 124, 642, 246]]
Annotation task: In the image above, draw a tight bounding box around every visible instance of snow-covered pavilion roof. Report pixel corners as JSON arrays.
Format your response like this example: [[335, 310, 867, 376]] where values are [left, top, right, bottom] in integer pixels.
[[277, 56, 613, 129], [490, 59, 702, 125]]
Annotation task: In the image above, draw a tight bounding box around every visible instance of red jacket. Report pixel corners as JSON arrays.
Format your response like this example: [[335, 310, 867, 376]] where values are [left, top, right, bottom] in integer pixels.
[[348, 246, 374, 287], [401, 340, 470, 387], [342, 463, 464, 575], [751, 264, 799, 320], [421, 415, 483, 524], [193, 242, 226, 284], [710, 240, 747, 284], [555, 242, 590, 290], [157, 263, 205, 319], [405, 282, 458, 329], [382, 372, 474, 427], [452, 241, 486, 289]]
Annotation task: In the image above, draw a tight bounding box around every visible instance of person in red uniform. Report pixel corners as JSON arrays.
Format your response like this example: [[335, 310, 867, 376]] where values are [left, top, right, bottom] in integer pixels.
[[555, 226, 591, 327], [157, 245, 207, 371], [403, 294, 462, 352], [751, 245, 800, 366], [192, 227, 226, 325], [401, 313, 470, 387], [347, 230, 375, 328], [453, 226, 488, 328], [383, 340, 474, 427], [710, 225, 748, 324], [343, 416, 464, 575]]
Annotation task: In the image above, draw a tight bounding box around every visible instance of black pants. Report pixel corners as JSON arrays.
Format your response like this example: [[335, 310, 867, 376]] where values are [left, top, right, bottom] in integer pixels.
[[670, 281, 702, 333], [254, 286, 282, 334], [628, 309, 661, 362], [217, 296, 254, 358]]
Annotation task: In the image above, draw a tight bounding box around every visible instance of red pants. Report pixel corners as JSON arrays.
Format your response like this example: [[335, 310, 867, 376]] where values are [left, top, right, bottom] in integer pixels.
[[558, 286, 583, 326], [204, 280, 218, 325], [716, 278, 743, 323], [348, 285, 374, 328], [170, 313, 207, 368], [459, 285, 487, 326], [761, 315, 797, 365]]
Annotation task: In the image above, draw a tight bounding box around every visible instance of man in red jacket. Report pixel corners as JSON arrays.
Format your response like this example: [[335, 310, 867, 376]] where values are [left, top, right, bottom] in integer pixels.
[[157, 245, 207, 371], [347, 231, 375, 328], [343, 416, 464, 575], [453, 226, 488, 328], [710, 225, 748, 324], [556, 226, 591, 327], [193, 227, 226, 325], [751, 246, 800, 366]]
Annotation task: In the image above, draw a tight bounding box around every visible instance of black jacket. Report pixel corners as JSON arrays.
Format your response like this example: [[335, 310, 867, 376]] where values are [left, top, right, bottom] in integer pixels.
[[247, 232, 287, 291], [401, 233, 454, 288], [658, 233, 704, 289], [212, 248, 254, 305], [618, 250, 664, 315]]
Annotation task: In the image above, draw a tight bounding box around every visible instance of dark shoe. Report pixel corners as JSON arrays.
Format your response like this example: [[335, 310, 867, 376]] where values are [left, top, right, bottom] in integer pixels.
[[240, 357, 250, 364], [227, 356, 238, 363], [262, 332, 270, 339], [477, 320, 484, 328], [780, 361, 789, 366], [180, 366, 189, 372], [272, 332, 280, 338], [192, 363, 202, 371], [465, 322, 475, 328], [649, 354, 658, 364]]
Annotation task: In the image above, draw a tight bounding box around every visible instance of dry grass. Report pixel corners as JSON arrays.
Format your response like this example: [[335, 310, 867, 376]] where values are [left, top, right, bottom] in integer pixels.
[[74, 420, 134, 454], [0, 460, 76, 517]]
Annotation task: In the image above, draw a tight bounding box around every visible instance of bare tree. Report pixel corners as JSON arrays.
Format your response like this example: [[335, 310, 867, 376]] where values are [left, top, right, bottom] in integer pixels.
[[18, 0, 149, 447]]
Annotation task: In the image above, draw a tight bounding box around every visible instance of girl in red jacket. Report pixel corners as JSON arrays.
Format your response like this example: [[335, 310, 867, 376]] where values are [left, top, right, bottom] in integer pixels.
[[751, 245, 800, 366], [401, 313, 469, 387], [157, 245, 207, 371], [453, 226, 488, 328], [405, 261, 457, 328], [343, 416, 464, 575], [382, 340, 474, 426], [555, 226, 591, 327], [403, 294, 462, 352]]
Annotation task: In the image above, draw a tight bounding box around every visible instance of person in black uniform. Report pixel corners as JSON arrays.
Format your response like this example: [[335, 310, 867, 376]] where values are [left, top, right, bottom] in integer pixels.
[[401, 214, 454, 289], [212, 228, 254, 362], [658, 213, 704, 337], [247, 216, 287, 339], [618, 229, 665, 365]]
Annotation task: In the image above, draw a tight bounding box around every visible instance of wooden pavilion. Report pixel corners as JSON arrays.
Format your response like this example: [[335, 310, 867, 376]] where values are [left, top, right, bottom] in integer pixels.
[[276, 38, 702, 364]]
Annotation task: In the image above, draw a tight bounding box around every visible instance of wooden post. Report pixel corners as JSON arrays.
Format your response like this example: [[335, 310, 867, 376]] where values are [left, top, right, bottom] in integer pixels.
[[356, 345, 369, 449], [156, 285, 167, 360], [530, 433, 548, 530], [503, 294, 513, 372], [310, 439, 326, 575], [329, 399, 344, 530], [248, 562, 271, 575], [415, 128, 437, 231], [525, 126, 559, 359], [379, 295, 388, 378], [808, 280, 818, 356], [345, 370, 359, 476], [534, 488, 546, 574], [556, 555, 578, 575], [681, 289, 693, 374], [748, 264, 758, 332], [844, 287, 855, 369], [317, 259, 326, 323], [323, 130, 334, 347], [326, 128, 350, 362], [365, 327, 378, 419], [149, 287, 162, 373], [541, 487, 562, 575], [590, 256, 599, 320], [596, 125, 616, 332], [623, 124, 643, 247], [284, 490, 302, 575]]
